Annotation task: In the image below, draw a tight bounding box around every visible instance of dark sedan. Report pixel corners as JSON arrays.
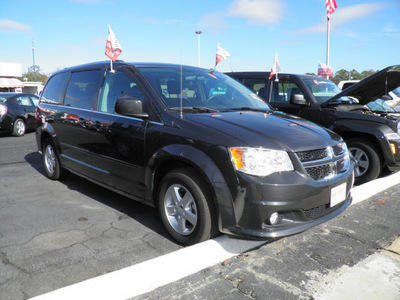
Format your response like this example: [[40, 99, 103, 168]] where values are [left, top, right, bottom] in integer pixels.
[[0, 92, 39, 136]]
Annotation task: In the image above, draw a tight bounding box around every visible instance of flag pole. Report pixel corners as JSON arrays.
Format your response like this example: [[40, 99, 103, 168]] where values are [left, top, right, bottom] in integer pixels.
[[326, 17, 330, 79]]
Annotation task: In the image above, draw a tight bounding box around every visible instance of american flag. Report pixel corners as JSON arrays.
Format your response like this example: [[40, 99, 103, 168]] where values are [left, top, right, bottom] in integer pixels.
[[326, 0, 338, 20]]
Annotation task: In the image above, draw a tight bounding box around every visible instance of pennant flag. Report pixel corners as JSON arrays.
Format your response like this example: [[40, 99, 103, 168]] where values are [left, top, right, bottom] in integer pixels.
[[105, 25, 122, 62], [326, 0, 338, 20], [268, 52, 281, 80], [318, 62, 334, 77], [215, 44, 230, 67]]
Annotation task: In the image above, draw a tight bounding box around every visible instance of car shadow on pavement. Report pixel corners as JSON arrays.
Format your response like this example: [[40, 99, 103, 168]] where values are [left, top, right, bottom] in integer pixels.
[[24, 152, 175, 245]]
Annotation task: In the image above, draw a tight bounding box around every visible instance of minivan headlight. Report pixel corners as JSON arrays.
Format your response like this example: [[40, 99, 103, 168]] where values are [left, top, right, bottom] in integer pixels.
[[385, 132, 400, 140], [229, 147, 294, 177]]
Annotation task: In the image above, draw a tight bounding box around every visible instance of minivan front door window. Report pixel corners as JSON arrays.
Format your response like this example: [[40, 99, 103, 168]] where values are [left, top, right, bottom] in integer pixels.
[[99, 70, 145, 114]]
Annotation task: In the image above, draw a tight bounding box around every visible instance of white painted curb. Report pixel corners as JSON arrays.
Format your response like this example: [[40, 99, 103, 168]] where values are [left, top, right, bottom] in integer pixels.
[[29, 171, 400, 300]]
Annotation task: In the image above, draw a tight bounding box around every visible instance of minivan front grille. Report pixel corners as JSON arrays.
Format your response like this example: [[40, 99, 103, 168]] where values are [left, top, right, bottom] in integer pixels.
[[296, 148, 327, 162], [306, 164, 332, 181], [303, 204, 334, 220], [295, 144, 350, 181]]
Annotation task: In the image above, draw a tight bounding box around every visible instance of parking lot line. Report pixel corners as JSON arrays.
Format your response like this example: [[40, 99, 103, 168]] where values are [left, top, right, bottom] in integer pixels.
[[29, 170, 400, 300]]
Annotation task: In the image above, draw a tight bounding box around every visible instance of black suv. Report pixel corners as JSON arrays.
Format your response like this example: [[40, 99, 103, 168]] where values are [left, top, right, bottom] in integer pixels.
[[227, 66, 400, 184], [36, 61, 354, 245]]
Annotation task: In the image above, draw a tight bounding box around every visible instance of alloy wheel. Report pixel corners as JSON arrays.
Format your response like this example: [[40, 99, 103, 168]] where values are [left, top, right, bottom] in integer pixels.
[[349, 146, 369, 177], [164, 184, 198, 235], [44, 144, 56, 174]]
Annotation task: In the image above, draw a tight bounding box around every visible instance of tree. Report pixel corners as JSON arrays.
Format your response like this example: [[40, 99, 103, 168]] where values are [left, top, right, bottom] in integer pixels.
[[349, 69, 362, 80], [361, 69, 376, 78], [331, 69, 350, 84], [20, 65, 48, 84]]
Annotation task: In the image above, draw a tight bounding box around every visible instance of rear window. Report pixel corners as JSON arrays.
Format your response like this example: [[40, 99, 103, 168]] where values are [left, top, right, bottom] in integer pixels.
[[41, 72, 69, 104]]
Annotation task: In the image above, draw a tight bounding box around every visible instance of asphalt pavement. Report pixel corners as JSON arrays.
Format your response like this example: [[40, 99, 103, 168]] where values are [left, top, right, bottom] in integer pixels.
[[0, 131, 399, 300]]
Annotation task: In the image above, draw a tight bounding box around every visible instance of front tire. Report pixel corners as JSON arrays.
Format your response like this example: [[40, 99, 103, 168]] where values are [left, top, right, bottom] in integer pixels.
[[347, 138, 381, 185], [158, 168, 217, 246], [42, 138, 66, 180], [12, 118, 26, 137]]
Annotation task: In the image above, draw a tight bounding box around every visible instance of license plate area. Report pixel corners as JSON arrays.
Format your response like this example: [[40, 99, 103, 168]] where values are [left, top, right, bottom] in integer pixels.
[[330, 182, 347, 207]]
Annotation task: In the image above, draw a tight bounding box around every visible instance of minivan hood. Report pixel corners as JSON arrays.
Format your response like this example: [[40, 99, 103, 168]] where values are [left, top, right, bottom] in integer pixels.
[[185, 111, 339, 152], [327, 65, 400, 105]]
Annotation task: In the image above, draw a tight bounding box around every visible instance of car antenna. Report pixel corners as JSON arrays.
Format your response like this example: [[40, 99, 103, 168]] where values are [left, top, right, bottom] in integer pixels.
[[179, 20, 183, 119], [385, 75, 388, 96]]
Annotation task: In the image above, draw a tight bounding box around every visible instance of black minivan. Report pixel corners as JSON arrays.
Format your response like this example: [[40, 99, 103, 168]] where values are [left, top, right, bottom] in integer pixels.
[[36, 61, 354, 245]]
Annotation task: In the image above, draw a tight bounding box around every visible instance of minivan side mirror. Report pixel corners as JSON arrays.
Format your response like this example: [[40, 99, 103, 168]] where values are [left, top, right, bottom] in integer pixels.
[[291, 94, 308, 106], [115, 97, 149, 118]]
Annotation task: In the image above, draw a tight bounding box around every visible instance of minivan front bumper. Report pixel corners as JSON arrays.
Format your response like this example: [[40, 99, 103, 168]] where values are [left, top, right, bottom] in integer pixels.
[[222, 169, 354, 239]]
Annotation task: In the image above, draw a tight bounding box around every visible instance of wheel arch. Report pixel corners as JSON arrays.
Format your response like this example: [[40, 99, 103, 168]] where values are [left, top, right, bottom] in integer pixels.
[[332, 120, 386, 162], [145, 144, 237, 232], [339, 132, 383, 159]]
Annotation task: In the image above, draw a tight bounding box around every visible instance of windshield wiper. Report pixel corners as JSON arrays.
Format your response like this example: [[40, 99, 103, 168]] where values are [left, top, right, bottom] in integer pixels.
[[169, 107, 219, 113], [229, 107, 272, 113]]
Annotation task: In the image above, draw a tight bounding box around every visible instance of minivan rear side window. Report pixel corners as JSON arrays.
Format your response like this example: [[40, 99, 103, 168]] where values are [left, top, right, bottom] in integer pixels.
[[64, 70, 102, 110], [41, 72, 69, 104]]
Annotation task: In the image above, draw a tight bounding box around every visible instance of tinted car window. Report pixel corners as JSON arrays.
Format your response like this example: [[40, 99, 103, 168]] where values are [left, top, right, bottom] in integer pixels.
[[41, 72, 69, 104], [242, 78, 266, 98], [64, 70, 102, 110], [15, 95, 33, 106], [31, 95, 40, 106], [271, 80, 303, 103], [99, 71, 144, 113]]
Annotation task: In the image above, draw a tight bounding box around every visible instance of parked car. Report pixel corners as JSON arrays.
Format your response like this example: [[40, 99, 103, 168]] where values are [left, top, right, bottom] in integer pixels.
[[338, 80, 359, 90], [36, 61, 354, 246], [0, 92, 39, 136], [227, 65, 400, 184]]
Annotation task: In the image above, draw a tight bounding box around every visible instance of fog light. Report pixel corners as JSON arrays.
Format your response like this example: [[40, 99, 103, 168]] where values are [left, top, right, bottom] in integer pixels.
[[269, 212, 279, 225]]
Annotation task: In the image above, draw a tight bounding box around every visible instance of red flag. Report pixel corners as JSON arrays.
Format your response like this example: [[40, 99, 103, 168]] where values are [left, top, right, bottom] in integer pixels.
[[326, 0, 338, 20], [215, 44, 230, 67], [268, 52, 281, 80], [318, 62, 334, 76], [105, 25, 122, 62]]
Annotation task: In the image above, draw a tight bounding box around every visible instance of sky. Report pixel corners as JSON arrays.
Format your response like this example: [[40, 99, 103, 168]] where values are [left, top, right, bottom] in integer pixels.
[[1, 0, 399, 76]]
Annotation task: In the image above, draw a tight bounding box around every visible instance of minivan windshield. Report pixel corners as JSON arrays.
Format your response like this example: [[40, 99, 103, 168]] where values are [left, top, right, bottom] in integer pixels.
[[303, 78, 353, 103], [137, 66, 272, 112]]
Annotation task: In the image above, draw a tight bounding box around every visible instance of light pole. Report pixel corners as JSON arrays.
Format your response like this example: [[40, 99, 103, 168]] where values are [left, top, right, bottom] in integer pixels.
[[195, 31, 202, 67]]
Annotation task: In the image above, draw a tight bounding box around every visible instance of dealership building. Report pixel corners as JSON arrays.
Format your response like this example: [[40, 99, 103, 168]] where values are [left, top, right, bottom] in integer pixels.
[[0, 62, 43, 95]]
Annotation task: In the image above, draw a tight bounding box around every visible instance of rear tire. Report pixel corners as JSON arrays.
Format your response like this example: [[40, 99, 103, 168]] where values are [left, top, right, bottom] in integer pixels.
[[158, 168, 217, 246], [347, 138, 381, 185], [42, 138, 67, 180], [12, 118, 26, 137]]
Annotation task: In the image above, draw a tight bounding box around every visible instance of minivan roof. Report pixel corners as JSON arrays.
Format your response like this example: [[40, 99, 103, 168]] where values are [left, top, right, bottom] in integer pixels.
[[51, 61, 205, 74]]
